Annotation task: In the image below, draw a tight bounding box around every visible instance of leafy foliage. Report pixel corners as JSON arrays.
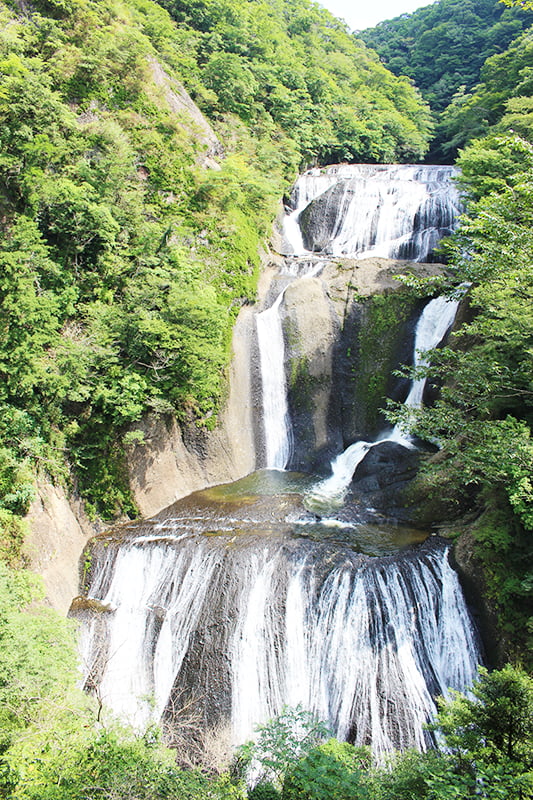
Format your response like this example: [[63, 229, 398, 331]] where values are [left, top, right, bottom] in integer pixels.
[[361, 0, 533, 161], [360, 0, 533, 114], [367, 667, 533, 799], [388, 134, 533, 661], [437, 26, 533, 157], [157, 0, 433, 166], [235, 706, 331, 788], [282, 739, 371, 800]]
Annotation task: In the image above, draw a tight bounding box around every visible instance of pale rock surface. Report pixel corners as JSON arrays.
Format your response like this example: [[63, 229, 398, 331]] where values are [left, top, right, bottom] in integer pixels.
[[283, 275, 338, 453], [24, 482, 97, 614], [148, 56, 223, 169]]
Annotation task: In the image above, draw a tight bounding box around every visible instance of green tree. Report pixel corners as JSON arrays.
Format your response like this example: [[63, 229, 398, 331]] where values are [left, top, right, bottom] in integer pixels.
[[235, 707, 331, 789], [427, 666, 533, 799], [282, 739, 370, 800], [360, 0, 532, 115]]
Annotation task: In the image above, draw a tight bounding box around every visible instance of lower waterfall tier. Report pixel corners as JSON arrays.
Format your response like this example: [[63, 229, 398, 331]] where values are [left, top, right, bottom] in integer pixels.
[[74, 471, 482, 759]]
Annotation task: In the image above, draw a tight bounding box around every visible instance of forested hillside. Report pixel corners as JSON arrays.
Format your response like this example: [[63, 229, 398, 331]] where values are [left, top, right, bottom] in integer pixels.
[[361, 0, 533, 159], [437, 26, 533, 154], [0, 0, 431, 543], [0, 0, 532, 795], [360, 0, 532, 113]]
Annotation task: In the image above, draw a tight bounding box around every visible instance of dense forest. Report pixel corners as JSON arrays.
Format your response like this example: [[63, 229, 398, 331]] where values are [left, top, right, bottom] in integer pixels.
[[0, 0, 532, 795], [361, 0, 533, 158]]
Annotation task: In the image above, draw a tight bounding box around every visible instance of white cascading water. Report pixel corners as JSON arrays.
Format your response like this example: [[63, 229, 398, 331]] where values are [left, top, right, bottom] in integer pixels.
[[256, 261, 324, 469], [78, 536, 223, 730], [388, 293, 459, 444], [283, 164, 461, 261], [256, 293, 291, 469], [307, 294, 459, 507], [74, 162, 481, 761], [79, 533, 481, 757]]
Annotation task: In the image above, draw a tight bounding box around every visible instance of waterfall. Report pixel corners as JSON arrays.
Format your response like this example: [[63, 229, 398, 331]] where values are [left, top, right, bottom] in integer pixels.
[[389, 293, 460, 444], [256, 292, 292, 469], [307, 294, 459, 507], [283, 164, 461, 261], [74, 162, 481, 763], [256, 260, 324, 469], [78, 532, 481, 757]]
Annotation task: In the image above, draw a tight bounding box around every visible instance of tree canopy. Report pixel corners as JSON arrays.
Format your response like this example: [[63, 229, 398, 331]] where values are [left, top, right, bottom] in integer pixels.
[[0, 0, 433, 528], [360, 0, 533, 114]]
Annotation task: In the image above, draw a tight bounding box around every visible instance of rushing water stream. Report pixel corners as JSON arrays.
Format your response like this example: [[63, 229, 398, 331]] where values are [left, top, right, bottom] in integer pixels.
[[74, 164, 482, 759]]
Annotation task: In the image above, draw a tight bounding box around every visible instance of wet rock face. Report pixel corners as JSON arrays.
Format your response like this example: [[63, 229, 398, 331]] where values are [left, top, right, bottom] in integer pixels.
[[349, 441, 422, 522], [277, 261, 424, 482], [282, 275, 343, 472], [299, 183, 357, 253]]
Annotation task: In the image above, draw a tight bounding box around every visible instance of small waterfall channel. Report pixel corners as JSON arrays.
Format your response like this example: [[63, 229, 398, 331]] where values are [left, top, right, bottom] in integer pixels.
[[257, 260, 325, 469], [306, 293, 459, 510], [73, 163, 482, 760]]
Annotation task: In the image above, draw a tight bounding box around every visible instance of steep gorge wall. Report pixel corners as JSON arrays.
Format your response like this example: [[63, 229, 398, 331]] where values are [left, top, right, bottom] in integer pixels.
[[24, 280, 257, 613], [280, 256, 447, 474], [21, 61, 254, 613], [125, 306, 256, 517]]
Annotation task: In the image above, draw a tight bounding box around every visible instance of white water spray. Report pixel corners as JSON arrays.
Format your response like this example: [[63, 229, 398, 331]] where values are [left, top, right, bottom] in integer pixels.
[[283, 164, 461, 260], [307, 294, 459, 506], [256, 293, 292, 469]]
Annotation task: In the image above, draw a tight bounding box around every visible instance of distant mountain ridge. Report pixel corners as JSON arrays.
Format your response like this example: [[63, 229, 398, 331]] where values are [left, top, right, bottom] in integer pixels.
[[360, 0, 533, 113]]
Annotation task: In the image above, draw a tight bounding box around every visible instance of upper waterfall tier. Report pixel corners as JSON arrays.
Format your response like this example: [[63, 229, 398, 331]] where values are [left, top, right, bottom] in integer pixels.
[[283, 164, 462, 261]]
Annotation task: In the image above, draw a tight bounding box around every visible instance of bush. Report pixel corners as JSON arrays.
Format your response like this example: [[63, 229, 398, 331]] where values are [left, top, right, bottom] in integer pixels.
[[282, 739, 370, 800], [248, 782, 281, 800]]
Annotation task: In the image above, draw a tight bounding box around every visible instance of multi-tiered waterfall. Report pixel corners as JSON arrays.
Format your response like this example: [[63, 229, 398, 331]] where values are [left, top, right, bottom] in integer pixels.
[[73, 164, 481, 760]]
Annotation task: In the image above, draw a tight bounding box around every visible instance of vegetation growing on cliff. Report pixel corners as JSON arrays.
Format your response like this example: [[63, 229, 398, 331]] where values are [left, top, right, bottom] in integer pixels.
[[155, 0, 432, 164], [0, 0, 432, 529], [389, 134, 533, 663], [350, 290, 418, 435]]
